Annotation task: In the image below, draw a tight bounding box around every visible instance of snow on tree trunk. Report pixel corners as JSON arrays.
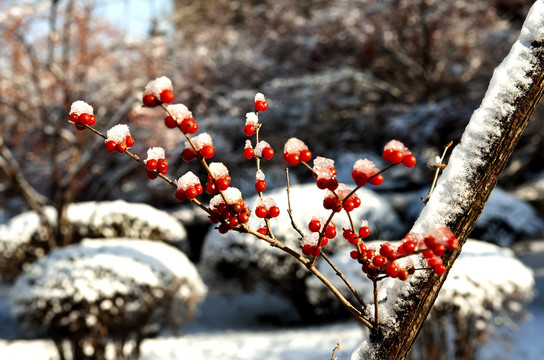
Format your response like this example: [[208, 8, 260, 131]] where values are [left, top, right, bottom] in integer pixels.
[[352, 2, 544, 359]]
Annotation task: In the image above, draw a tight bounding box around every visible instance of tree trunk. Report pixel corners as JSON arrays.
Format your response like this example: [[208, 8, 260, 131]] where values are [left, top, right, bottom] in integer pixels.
[[353, 2, 544, 359]]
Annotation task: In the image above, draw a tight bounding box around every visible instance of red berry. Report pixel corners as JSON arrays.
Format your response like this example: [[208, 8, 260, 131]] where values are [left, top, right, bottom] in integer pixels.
[[79, 113, 90, 125], [69, 113, 79, 123], [180, 118, 198, 134], [343, 199, 355, 212], [352, 170, 368, 187], [255, 206, 268, 218], [164, 116, 177, 129], [200, 145, 215, 159], [146, 159, 158, 171], [182, 148, 197, 162], [320, 237, 328, 247], [385, 262, 399, 278], [308, 246, 320, 257], [369, 174, 383, 186], [160, 89, 174, 104], [125, 136, 135, 148], [403, 239, 416, 254], [244, 124, 256, 136], [327, 179, 339, 191], [309, 219, 321, 233], [324, 224, 336, 239], [359, 226, 370, 238], [302, 244, 311, 256], [175, 189, 186, 202], [402, 154, 416, 168], [238, 212, 250, 224], [422, 249, 434, 259], [397, 268, 409, 281], [434, 263, 446, 275], [146, 170, 158, 180], [268, 206, 280, 218], [255, 179, 267, 193], [299, 149, 312, 163], [316, 178, 329, 190], [243, 147, 254, 159], [372, 255, 386, 268], [262, 146, 274, 160], [158, 159, 168, 175], [285, 153, 300, 166], [216, 176, 230, 191], [350, 250, 359, 259], [87, 115, 96, 126], [116, 143, 127, 153], [142, 94, 157, 107], [105, 140, 116, 152], [194, 183, 204, 195], [205, 181, 217, 194], [218, 223, 231, 234], [185, 187, 198, 200], [255, 100, 268, 112], [427, 257, 440, 267], [432, 244, 445, 257]]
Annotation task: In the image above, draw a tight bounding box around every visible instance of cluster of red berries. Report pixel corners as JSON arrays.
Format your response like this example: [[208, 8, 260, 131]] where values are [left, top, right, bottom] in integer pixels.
[[165, 104, 198, 134], [254, 93, 268, 112], [283, 138, 312, 166], [323, 183, 361, 213], [352, 159, 383, 187], [254, 141, 274, 160], [382, 140, 416, 168], [181, 133, 215, 161], [347, 224, 457, 280], [68, 100, 96, 131], [313, 157, 339, 191], [209, 188, 251, 233], [204, 163, 231, 194], [142, 76, 175, 107], [175, 171, 204, 201], [300, 218, 338, 257], [104, 124, 135, 154], [255, 197, 280, 219], [144, 147, 168, 179]]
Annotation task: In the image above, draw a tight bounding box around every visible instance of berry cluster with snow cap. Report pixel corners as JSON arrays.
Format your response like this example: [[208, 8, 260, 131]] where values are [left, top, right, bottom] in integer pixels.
[[254, 140, 274, 160], [352, 159, 383, 187], [383, 140, 416, 167], [243, 140, 254, 159], [244, 112, 259, 136], [205, 162, 231, 194], [254, 92, 268, 112], [105, 124, 134, 154], [165, 104, 197, 133], [255, 197, 280, 219], [255, 170, 267, 193], [209, 187, 251, 233], [182, 133, 215, 161], [175, 171, 204, 202], [313, 156, 339, 191], [144, 147, 168, 180], [69, 100, 96, 130], [283, 137, 312, 166], [323, 183, 361, 212], [142, 76, 174, 107]]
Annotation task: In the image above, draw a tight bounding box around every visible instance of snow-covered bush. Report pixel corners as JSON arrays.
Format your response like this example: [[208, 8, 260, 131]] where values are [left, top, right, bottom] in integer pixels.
[[11, 239, 206, 360], [200, 183, 404, 319], [307, 239, 534, 357], [0, 200, 187, 282]]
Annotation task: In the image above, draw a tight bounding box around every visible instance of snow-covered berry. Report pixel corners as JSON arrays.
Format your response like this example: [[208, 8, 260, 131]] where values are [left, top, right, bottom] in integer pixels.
[[283, 138, 312, 166], [168, 104, 196, 133], [255, 141, 274, 160], [105, 124, 134, 154], [254, 93, 268, 112], [352, 159, 381, 187], [69, 100, 95, 130], [143, 76, 174, 107]]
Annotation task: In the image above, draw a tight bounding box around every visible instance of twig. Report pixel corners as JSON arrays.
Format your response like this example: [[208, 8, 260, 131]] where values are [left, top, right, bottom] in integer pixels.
[[285, 167, 305, 238], [330, 341, 342, 360], [373, 279, 379, 327], [421, 141, 453, 204]]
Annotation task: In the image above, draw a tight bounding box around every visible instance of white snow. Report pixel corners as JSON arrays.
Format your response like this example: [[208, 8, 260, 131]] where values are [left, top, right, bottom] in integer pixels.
[[208, 162, 229, 179], [254, 140, 271, 157], [186, 133, 213, 150], [145, 147, 165, 161], [209, 188, 243, 209], [255, 170, 265, 181], [168, 103, 193, 123], [245, 112, 258, 125], [177, 172, 201, 191], [313, 156, 335, 179], [353, 159, 379, 176], [69, 100, 93, 115], [144, 76, 173, 97], [106, 124, 130, 143], [254, 93, 265, 102], [283, 138, 308, 154]]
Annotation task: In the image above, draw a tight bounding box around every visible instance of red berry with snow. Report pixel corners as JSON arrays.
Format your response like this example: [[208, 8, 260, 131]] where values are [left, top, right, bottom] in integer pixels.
[[385, 262, 399, 278], [142, 94, 157, 107], [309, 219, 321, 233], [143, 76, 173, 107], [402, 154, 417, 168], [434, 263, 446, 275], [244, 124, 256, 136], [160, 89, 174, 104], [182, 148, 197, 162], [200, 145, 215, 159], [180, 118, 198, 134], [255, 179, 267, 193], [243, 147, 254, 159], [105, 141, 116, 152], [254, 93, 268, 111], [164, 116, 177, 129], [268, 206, 280, 218]]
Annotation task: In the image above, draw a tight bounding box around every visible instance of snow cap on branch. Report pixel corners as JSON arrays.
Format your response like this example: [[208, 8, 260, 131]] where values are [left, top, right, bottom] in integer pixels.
[[144, 76, 173, 98], [69, 100, 93, 116], [106, 124, 131, 143]]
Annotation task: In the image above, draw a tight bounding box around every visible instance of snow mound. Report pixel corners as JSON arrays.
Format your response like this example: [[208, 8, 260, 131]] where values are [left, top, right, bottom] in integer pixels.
[[200, 183, 403, 318], [11, 239, 206, 356], [0, 201, 187, 281]]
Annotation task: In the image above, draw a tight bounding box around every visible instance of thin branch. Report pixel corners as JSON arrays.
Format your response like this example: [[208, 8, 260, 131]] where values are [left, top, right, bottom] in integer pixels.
[[285, 167, 305, 237], [421, 141, 453, 204]]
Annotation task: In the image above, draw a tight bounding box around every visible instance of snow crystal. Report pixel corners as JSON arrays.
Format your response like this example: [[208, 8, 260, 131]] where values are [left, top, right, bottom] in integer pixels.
[[168, 103, 193, 123], [209, 162, 229, 179], [245, 112, 258, 125], [106, 124, 130, 143], [256, 170, 265, 181], [69, 100, 93, 115], [301, 233, 319, 247], [209, 188, 243, 209], [188, 133, 213, 150], [254, 93, 265, 102], [313, 156, 335, 179], [254, 141, 271, 157], [244, 140, 253, 149], [145, 147, 165, 161], [144, 76, 173, 97], [331, 183, 353, 201], [283, 138, 308, 154], [177, 172, 201, 191]]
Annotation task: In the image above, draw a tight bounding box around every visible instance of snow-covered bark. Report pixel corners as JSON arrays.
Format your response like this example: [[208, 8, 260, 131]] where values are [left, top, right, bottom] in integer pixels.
[[353, 1, 544, 359]]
